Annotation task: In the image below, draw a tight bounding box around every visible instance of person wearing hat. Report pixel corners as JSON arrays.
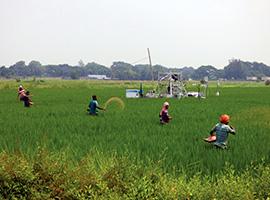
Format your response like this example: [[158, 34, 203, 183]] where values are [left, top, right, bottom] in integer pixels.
[[159, 102, 172, 124], [204, 114, 236, 149]]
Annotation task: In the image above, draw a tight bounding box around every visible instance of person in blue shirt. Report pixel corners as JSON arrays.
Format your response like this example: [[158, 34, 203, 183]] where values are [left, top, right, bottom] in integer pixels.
[[204, 114, 236, 149], [88, 95, 105, 115]]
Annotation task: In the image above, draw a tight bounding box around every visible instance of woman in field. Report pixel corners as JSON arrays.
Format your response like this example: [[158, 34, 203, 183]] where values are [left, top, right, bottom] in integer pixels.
[[204, 114, 236, 149], [21, 91, 34, 107], [17, 85, 26, 101], [159, 102, 172, 124]]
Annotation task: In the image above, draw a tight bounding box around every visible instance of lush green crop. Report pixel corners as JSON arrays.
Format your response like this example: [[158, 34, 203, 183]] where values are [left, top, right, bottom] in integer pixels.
[[0, 79, 269, 177]]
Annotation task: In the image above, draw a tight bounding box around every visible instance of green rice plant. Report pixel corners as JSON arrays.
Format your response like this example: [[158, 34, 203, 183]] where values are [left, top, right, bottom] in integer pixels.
[[0, 80, 269, 177]]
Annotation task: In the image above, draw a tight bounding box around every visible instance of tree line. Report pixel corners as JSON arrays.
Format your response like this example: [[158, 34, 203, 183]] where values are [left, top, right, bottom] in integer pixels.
[[1, 59, 270, 80]]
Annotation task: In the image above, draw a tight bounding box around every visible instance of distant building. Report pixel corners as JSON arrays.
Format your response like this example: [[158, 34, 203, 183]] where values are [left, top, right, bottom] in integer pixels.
[[87, 75, 110, 80], [261, 77, 270, 81], [246, 76, 258, 81]]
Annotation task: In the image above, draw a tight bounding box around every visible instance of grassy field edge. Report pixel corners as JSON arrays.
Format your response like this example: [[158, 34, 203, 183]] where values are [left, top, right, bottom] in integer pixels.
[[0, 149, 269, 199]]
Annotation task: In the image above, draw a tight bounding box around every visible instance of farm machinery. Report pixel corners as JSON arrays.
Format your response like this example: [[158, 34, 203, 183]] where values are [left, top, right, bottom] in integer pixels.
[[155, 72, 187, 98], [126, 73, 212, 99]]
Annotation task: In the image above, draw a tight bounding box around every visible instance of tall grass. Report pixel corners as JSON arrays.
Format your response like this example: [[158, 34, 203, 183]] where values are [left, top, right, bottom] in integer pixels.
[[0, 149, 269, 199]]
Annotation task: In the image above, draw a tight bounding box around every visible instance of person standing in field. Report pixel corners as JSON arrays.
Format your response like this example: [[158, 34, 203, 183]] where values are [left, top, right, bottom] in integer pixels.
[[159, 102, 172, 124], [22, 91, 34, 107], [204, 114, 236, 149], [17, 85, 26, 101], [88, 95, 105, 115]]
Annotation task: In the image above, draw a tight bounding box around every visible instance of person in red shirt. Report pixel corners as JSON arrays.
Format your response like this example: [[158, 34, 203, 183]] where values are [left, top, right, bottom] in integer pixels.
[[159, 102, 172, 124]]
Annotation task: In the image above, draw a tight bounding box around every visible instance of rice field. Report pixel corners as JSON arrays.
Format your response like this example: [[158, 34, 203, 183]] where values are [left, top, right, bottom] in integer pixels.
[[0, 79, 269, 176]]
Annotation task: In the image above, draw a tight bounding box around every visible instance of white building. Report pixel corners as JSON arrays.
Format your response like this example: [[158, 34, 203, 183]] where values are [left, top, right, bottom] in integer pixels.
[[87, 75, 110, 80], [246, 76, 258, 81], [261, 77, 270, 81]]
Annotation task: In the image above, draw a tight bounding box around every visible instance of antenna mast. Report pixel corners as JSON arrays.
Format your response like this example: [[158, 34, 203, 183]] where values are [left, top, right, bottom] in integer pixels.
[[147, 48, 154, 81]]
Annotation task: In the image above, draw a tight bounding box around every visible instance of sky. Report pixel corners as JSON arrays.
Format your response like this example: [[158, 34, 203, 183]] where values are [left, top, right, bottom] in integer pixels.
[[0, 0, 269, 68]]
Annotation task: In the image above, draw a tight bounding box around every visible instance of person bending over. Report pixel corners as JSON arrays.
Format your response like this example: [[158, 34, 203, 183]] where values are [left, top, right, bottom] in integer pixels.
[[206, 114, 236, 149], [159, 102, 172, 124], [22, 91, 33, 107]]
